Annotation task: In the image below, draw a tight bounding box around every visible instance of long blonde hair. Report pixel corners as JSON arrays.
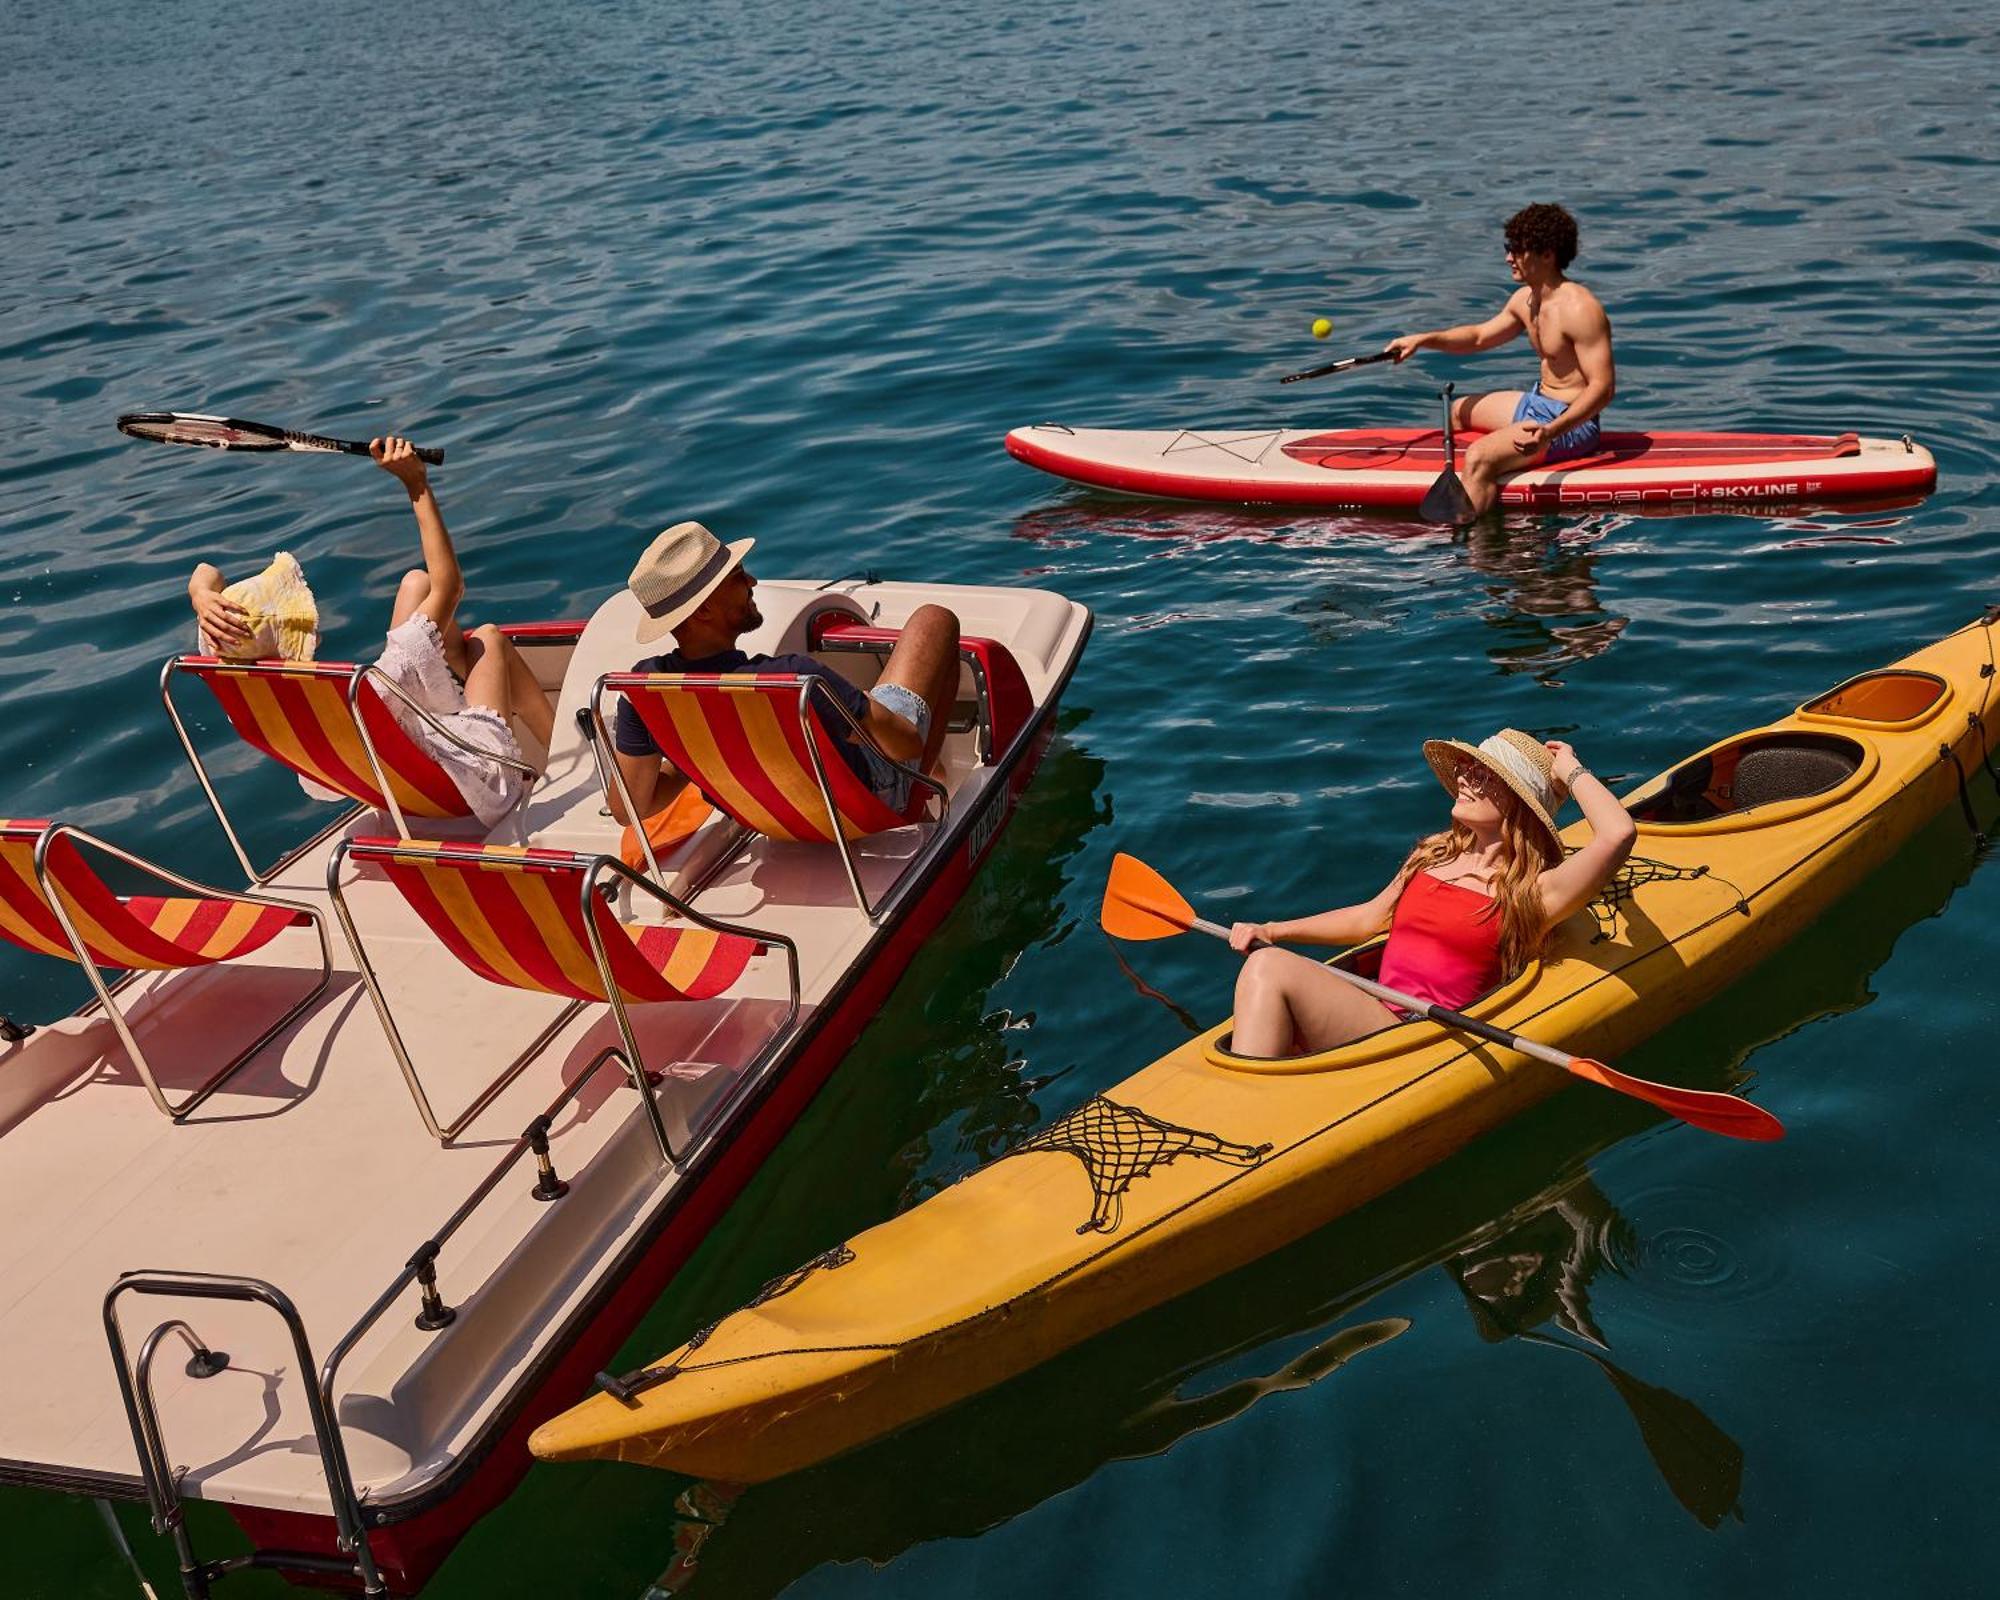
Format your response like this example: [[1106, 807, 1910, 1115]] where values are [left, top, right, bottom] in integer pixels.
[[1394, 794, 1553, 979]]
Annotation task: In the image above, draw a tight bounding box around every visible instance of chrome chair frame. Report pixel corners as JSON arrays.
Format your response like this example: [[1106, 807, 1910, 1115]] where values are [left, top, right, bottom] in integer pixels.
[[326, 840, 800, 1158], [588, 672, 949, 922], [22, 821, 332, 1122], [161, 655, 540, 884]]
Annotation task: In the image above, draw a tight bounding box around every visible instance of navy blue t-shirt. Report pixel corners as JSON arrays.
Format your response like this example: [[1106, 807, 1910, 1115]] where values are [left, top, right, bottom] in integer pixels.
[[612, 649, 875, 779]]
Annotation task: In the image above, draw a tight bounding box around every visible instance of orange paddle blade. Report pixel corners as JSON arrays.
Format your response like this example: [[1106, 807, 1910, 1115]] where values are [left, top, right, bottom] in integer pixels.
[[1565, 1057, 1785, 1143], [1101, 852, 1197, 941]]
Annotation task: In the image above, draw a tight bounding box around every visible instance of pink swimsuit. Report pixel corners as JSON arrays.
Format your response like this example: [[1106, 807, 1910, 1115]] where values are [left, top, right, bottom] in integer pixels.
[[1375, 872, 1506, 1013]]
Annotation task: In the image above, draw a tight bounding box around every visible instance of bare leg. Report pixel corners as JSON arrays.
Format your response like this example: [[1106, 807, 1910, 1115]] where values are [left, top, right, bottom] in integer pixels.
[[1231, 947, 1398, 1057], [462, 624, 555, 755], [390, 568, 473, 676], [1460, 424, 1549, 517], [865, 603, 960, 769], [1452, 390, 1526, 434]]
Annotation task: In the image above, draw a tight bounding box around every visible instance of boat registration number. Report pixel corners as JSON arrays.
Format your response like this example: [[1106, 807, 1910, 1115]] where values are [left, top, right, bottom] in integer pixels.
[[966, 789, 1009, 866]]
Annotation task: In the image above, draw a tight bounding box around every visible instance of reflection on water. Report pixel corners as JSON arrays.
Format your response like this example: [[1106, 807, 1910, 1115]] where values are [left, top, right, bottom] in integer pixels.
[[1447, 1178, 1746, 1528], [1458, 519, 1630, 687]]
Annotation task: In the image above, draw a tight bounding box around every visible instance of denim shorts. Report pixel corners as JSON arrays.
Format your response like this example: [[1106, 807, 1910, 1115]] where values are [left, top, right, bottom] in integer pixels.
[[848, 682, 931, 811], [1512, 387, 1603, 463]]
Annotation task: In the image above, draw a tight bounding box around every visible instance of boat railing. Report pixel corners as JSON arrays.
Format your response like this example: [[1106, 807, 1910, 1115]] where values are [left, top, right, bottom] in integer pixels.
[[104, 1271, 391, 1597], [100, 1039, 697, 1598]]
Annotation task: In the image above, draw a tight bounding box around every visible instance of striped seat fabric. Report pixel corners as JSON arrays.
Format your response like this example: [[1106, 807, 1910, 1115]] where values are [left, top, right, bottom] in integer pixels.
[[178, 658, 470, 819], [346, 837, 756, 1005], [0, 821, 307, 971], [606, 673, 925, 844]]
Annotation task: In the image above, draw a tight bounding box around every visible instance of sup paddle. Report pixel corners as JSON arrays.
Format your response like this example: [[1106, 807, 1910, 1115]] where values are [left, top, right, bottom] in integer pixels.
[[1417, 382, 1477, 525], [1279, 349, 1396, 385], [1100, 852, 1785, 1143], [118, 412, 444, 465]]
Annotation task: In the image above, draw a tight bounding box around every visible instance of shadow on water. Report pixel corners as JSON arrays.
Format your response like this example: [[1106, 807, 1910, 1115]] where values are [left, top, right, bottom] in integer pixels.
[[628, 801, 1990, 1598]]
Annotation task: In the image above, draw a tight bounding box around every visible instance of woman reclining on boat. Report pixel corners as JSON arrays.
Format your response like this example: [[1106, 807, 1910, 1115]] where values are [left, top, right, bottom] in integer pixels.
[[186, 436, 556, 827], [1227, 730, 1636, 1057]]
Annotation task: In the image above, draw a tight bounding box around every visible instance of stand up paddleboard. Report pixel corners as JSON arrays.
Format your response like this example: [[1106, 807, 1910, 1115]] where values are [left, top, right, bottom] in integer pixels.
[[1005, 423, 1936, 511]]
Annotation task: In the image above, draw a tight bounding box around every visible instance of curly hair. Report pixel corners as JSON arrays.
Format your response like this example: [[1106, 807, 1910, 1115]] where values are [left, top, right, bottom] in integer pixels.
[[1504, 203, 1579, 270]]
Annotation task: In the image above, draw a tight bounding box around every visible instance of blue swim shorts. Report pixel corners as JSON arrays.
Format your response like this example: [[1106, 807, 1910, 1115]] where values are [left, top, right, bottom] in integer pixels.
[[1512, 388, 1602, 463]]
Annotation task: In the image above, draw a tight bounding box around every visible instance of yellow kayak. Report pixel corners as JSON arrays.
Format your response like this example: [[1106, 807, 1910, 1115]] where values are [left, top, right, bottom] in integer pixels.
[[531, 610, 2000, 1482]]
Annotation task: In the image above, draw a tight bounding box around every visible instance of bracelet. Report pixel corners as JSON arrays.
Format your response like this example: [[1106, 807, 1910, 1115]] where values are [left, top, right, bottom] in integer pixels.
[[1563, 764, 1593, 788]]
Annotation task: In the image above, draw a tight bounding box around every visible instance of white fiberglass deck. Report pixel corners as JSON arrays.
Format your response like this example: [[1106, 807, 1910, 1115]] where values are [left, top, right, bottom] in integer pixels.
[[0, 577, 1089, 1521]]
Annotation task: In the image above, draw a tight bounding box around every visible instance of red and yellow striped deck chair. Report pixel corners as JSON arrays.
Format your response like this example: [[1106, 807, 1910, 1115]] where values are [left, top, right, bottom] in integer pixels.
[[595, 671, 948, 918], [161, 656, 537, 882], [0, 818, 331, 1120], [328, 836, 798, 1151]]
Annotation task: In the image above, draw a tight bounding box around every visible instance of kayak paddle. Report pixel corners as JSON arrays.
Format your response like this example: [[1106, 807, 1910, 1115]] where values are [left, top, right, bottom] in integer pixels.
[[1100, 852, 1785, 1143], [1417, 382, 1477, 526], [1279, 349, 1396, 385]]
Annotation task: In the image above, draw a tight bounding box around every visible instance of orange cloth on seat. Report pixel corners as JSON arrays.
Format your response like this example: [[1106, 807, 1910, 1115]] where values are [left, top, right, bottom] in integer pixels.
[[619, 782, 716, 872]]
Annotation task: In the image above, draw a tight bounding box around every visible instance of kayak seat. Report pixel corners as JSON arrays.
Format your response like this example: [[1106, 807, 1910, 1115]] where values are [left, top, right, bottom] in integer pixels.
[[328, 835, 797, 1146], [1628, 732, 1863, 825], [0, 816, 330, 1120], [163, 655, 537, 880]]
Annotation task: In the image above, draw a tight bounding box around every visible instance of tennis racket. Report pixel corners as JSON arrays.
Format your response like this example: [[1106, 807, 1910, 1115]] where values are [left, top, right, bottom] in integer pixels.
[[117, 412, 444, 465]]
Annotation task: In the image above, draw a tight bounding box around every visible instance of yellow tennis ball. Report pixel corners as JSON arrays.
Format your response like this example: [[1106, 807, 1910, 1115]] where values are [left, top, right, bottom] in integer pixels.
[[1311, 317, 1333, 339]]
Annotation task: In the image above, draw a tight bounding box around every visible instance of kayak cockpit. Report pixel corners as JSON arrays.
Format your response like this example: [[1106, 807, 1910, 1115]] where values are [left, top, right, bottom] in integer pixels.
[[1203, 945, 1546, 1075], [1627, 731, 1867, 827]]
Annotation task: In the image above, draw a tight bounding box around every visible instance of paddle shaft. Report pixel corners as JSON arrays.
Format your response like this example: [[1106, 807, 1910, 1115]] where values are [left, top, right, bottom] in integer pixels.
[[1280, 350, 1396, 385], [1187, 915, 1580, 1073]]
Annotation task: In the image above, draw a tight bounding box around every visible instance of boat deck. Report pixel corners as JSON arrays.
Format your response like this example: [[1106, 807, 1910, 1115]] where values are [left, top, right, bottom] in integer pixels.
[[0, 577, 1090, 1526]]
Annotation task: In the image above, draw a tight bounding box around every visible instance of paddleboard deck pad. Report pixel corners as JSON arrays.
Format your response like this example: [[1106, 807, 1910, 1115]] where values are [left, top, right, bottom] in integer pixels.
[[1005, 424, 1937, 510]]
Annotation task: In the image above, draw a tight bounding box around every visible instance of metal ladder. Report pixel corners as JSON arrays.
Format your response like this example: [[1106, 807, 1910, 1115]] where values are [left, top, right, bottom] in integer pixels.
[[103, 1272, 388, 1598]]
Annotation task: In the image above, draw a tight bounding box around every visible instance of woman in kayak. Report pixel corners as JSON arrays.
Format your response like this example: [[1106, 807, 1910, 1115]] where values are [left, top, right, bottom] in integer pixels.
[[1227, 729, 1635, 1056]]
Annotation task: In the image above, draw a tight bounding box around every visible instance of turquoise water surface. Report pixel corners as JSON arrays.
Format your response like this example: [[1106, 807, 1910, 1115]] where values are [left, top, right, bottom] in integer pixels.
[[5, 1, 2000, 1595]]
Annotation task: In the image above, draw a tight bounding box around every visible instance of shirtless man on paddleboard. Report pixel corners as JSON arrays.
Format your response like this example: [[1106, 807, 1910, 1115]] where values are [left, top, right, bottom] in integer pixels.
[[1385, 203, 1615, 517]]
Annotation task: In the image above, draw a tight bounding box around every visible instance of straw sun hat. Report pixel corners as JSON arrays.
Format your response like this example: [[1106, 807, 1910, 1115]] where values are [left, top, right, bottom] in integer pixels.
[[1422, 728, 1566, 867], [628, 521, 756, 644]]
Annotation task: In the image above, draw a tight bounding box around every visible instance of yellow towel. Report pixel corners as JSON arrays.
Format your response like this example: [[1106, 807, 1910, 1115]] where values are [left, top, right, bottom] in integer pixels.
[[217, 551, 319, 661]]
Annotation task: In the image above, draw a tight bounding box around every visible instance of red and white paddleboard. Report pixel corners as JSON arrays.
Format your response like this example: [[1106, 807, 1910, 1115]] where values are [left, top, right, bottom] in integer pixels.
[[1005, 423, 1937, 510]]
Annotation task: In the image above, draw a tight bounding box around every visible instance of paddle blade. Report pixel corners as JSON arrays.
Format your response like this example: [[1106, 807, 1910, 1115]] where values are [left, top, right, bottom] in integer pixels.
[[1564, 1057, 1785, 1143], [1418, 466, 1478, 526], [1101, 852, 1198, 942]]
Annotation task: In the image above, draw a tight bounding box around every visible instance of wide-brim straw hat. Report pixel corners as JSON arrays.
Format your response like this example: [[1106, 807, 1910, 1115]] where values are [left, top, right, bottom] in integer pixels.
[[1422, 728, 1565, 867], [629, 521, 756, 644]]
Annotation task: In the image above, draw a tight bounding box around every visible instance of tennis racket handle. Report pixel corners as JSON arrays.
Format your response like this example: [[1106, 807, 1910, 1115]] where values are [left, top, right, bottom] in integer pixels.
[[311, 434, 444, 466], [349, 440, 445, 466]]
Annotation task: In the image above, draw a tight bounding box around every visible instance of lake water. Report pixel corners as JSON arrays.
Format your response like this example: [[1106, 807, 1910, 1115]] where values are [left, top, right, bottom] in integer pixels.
[[6, 1, 1999, 1595]]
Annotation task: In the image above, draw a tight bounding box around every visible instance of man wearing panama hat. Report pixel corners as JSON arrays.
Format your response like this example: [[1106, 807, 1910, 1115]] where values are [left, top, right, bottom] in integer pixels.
[[606, 521, 962, 825]]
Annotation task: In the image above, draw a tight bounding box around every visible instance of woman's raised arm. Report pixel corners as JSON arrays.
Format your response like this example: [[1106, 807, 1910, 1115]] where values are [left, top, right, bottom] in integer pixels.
[[1535, 740, 1637, 925], [372, 436, 463, 632]]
